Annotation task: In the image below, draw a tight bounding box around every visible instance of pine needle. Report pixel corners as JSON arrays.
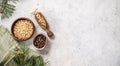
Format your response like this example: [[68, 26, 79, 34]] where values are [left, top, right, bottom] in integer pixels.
[[0, 0, 18, 19], [13, 45, 46, 66], [0, 44, 46, 66]]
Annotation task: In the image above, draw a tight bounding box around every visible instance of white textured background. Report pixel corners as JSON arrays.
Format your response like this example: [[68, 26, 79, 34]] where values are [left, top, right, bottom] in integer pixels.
[[0, 0, 120, 66]]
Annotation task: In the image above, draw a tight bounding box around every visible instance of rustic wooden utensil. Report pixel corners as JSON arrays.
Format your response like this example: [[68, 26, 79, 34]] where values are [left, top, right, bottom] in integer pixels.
[[33, 10, 54, 37]]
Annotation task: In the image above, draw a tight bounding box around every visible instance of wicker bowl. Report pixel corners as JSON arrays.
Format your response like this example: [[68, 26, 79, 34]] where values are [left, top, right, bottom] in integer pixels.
[[11, 17, 35, 41]]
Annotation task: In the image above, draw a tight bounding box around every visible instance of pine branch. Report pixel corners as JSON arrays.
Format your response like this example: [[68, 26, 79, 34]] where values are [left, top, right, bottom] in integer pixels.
[[13, 45, 46, 66], [0, 0, 18, 19]]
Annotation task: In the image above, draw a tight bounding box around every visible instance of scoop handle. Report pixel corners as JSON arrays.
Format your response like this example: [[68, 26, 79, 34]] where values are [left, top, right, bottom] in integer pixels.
[[45, 29, 54, 37]]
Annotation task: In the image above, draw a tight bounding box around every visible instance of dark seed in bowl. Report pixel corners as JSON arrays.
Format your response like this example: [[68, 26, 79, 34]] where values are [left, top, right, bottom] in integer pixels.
[[34, 34, 46, 48]]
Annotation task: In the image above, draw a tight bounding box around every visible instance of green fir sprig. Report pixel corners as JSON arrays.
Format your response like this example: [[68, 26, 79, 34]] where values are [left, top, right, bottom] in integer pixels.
[[0, 0, 18, 19], [0, 45, 46, 66], [13, 45, 45, 66]]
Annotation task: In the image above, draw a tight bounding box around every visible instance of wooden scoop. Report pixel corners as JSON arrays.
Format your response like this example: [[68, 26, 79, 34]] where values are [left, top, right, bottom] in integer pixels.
[[33, 10, 54, 37]]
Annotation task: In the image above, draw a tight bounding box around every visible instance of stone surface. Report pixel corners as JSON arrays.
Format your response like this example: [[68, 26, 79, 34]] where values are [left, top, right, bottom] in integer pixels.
[[0, 0, 119, 66]]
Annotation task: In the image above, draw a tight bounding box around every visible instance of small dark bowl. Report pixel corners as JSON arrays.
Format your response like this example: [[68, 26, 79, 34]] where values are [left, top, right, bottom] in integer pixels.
[[33, 34, 47, 50]]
